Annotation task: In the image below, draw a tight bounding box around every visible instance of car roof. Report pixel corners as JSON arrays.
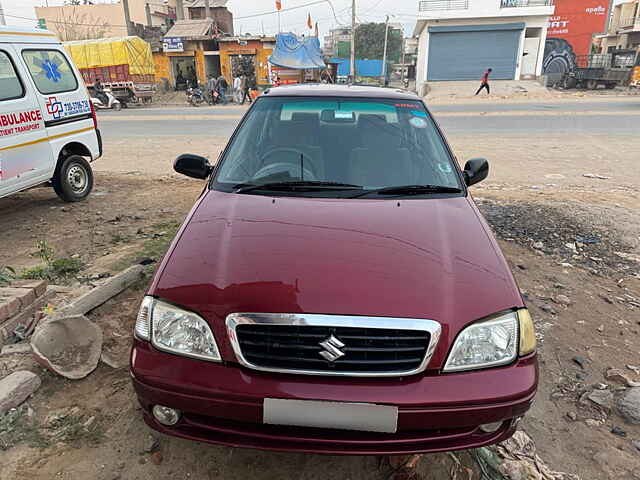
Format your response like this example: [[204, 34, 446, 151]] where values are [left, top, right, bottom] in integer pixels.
[[263, 84, 421, 101]]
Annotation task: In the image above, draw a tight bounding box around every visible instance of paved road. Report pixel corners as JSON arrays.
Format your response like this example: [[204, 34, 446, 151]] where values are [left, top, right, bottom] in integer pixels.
[[97, 99, 640, 138]]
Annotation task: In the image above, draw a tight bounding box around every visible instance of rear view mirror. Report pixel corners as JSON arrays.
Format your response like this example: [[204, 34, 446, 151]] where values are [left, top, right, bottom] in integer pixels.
[[463, 158, 489, 186], [174, 154, 212, 180]]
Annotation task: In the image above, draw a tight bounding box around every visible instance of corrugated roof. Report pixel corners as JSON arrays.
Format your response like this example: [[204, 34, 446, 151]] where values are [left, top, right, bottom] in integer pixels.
[[164, 19, 214, 39], [184, 0, 228, 7]]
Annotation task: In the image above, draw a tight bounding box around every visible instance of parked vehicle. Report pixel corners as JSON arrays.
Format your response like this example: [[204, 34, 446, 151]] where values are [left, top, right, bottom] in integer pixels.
[[64, 36, 155, 107], [89, 87, 121, 111], [0, 26, 101, 202], [562, 53, 633, 90], [131, 84, 538, 455], [186, 86, 207, 107]]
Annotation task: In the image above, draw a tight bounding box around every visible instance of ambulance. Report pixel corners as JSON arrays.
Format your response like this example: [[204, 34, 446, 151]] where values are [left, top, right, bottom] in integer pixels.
[[0, 26, 101, 202]]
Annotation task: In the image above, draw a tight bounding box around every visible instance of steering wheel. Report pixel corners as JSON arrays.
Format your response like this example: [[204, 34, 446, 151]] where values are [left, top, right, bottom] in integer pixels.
[[253, 147, 318, 181]]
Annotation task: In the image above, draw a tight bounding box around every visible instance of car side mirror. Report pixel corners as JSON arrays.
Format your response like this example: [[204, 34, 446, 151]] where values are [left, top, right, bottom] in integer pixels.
[[174, 154, 213, 180], [463, 158, 489, 186]]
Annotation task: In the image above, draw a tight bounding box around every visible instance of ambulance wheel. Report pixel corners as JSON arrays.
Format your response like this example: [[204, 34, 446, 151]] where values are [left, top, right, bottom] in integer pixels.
[[53, 155, 94, 202]]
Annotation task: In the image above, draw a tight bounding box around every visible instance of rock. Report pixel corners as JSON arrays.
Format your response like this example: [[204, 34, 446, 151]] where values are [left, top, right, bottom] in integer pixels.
[[585, 389, 613, 408], [533, 241, 544, 250], [540, 304, 557, 315], [30, 315, 103, 380], [583, 173, 610, 180], [617, 388, 640, 424], [0, 343, 31, 356], [585, 419, 601, 427], [142, 434, 160, 454], [611, 426, 627, 437], [632, 440, 640, 452], [566, 411, 577, 421], [0, 371, 41, 415], [554, 294, 572, 306], [150, 451, 163, 465], [573, 356, 588, 369], [606, 368, 640, 387], [597, 324, 605, 333]]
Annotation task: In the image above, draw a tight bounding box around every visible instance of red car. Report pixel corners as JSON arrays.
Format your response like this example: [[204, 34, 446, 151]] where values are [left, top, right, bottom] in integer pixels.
[[131, 84, 537, 455]]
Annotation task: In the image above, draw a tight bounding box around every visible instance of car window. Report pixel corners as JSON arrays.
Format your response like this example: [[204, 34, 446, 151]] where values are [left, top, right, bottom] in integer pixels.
[[214, 96, 461, 196], [0, 51, 24, 101], [22, 49, 78, 95]]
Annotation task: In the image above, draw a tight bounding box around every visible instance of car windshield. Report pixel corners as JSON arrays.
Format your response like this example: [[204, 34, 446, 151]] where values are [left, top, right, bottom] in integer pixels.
[[213, 96, 463, 197]]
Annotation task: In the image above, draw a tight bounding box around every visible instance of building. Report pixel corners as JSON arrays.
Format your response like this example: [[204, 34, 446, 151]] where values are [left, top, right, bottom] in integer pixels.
[[413, 0, 555, 89], [323, 27, 352, 58], [218, 36, 276, 87], [183, 0, 234, 35], [595, 0, 639, 53], [35, 0, 177, 41]]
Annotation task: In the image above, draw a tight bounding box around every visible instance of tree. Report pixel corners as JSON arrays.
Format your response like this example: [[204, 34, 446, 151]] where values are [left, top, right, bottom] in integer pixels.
[[354, 22, 402, 63], [54, 10, 110, 41]]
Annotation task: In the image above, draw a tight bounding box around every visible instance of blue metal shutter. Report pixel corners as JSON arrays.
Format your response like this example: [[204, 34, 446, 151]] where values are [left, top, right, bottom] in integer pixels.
[[427, 23, 524, 81]]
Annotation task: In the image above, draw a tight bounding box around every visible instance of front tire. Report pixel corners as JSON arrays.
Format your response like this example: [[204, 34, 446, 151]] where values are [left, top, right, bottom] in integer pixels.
[[113, 102, 122, 111], [52, 155, 94, 202]]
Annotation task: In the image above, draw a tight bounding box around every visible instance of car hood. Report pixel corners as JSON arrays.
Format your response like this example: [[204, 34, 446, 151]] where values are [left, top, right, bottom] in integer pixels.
[[151, 191, 523, 366]]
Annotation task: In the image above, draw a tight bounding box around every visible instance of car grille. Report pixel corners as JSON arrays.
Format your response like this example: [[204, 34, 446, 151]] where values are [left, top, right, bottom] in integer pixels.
[[234, 324, 431, 375]]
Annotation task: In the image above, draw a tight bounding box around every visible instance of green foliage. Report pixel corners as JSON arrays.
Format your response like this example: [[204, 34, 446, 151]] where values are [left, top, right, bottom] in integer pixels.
[[355, 23, 403, 63], [21, 240, 84, 284], [0, 266, 16, 286]]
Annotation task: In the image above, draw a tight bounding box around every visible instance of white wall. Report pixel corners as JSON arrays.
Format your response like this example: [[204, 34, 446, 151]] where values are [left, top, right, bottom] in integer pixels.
[[415, 14, 551, 87], [417, 0, 554, 20]]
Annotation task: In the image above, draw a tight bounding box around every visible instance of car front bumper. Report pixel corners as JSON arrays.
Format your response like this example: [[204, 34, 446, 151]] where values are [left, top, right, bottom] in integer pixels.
[[131, 340, 537, 455]]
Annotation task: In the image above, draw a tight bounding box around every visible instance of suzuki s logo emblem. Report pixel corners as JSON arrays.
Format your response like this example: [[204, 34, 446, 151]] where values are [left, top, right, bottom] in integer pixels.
[[319, 334, 345, 362]]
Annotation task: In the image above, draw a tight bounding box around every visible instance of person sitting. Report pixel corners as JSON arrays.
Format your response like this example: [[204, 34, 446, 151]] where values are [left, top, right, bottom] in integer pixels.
[[93, 77, 108, 105]]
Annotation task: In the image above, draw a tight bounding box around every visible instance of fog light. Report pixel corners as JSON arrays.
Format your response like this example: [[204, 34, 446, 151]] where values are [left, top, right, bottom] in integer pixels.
[[479, 422, 503, 433], [152, 405, 181, 426]]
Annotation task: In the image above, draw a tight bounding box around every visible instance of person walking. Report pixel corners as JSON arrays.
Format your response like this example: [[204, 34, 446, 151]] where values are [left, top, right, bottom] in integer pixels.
[[240, 74, 253, 105], [216, 74, 228, 105], [206, 75, 218, 104], [475, 68, 492, 95], [233, 75, 241, 103]]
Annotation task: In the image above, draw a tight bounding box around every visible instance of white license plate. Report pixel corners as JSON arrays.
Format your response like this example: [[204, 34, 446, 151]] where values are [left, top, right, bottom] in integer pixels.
[[263, 398, 398, 433]]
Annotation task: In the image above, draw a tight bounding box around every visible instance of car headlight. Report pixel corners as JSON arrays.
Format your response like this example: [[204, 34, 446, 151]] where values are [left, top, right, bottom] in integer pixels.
[[444, 311, 520, 372], [134, 296, 221, 362]]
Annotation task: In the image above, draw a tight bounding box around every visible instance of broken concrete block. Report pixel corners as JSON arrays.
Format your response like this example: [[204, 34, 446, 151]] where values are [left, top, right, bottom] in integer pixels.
[[31, 315, 103, 380], [11, 279, 48, 298], [0, 294, 21, 323], [0, 371, 41, 415], [0, 287, 37, 309], [0, 343, 32, 356]]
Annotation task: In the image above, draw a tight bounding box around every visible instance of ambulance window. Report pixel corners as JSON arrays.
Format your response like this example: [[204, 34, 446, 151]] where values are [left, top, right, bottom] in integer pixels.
[[22, 49, 78, 95], [0, 51, 24, 101]]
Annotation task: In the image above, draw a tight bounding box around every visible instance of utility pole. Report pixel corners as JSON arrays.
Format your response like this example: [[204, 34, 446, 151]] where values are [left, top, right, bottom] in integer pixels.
[[400, 36, 406, 86], [145, 3, 152, 27], [176, 0, 184, 21], [204, 0, 211, 20], [122, 0, 133, 36], [381, 15, 389, 85], [350, 0, 356, 83], [0, 0, 6, 27]]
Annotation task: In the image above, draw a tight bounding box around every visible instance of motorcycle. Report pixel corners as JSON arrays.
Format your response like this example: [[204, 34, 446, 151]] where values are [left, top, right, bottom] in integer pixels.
[[90, 88, 121, 111], [186, 86, 210, 107]]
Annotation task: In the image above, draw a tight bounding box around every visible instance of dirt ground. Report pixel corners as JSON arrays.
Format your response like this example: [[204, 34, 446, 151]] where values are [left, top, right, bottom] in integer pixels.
[[1, 103, 640, 479]]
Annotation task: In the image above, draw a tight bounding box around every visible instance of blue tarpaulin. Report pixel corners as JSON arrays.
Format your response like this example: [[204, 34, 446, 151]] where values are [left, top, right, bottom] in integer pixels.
[[329, 58, 384, 77], [268, 33, 325, 70]]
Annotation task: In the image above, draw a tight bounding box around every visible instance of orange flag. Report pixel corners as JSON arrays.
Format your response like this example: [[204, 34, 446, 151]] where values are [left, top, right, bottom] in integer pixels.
[[276, 0, 282, 11], [307, 13, 313, 29]]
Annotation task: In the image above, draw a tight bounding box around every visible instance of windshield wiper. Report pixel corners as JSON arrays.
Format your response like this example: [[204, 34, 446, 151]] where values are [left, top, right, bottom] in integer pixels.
[[350, 184, 463, 198], [234, 181, 364, 194]]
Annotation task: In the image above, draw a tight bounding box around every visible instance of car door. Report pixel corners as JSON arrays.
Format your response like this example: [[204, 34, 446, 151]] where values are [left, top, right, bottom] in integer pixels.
[[18, 45, 93, 181], [0, 45, 52, 198]]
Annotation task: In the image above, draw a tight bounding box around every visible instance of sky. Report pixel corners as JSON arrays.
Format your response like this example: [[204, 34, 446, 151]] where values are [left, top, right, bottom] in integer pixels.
[[2, 0, 422, 38]]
